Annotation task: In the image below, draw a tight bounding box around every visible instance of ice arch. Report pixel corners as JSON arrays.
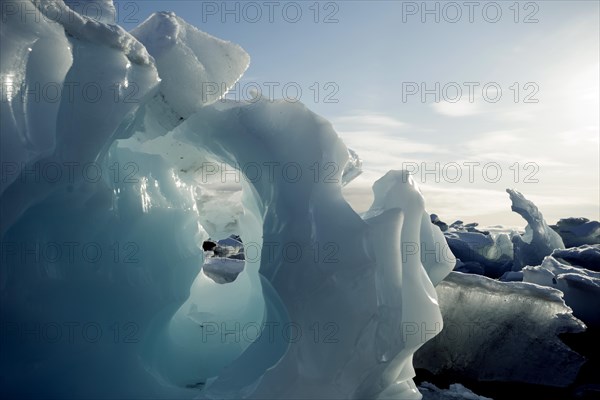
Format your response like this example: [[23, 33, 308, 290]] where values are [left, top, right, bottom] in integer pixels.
[[0, 3, 454, 398], [148, 99, 456, 399]]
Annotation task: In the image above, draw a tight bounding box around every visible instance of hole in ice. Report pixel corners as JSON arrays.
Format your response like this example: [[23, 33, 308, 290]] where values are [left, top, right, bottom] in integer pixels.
[[201, 235, 245, 284]]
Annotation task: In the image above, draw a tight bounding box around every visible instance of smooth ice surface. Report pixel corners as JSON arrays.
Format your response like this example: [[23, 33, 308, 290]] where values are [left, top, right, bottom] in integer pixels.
[[362, 171, 456, 287], [0, 3, 453, 399], [0, 1, 72, 193], [506, 189, 565, 271], [414, 272, 585, 387]]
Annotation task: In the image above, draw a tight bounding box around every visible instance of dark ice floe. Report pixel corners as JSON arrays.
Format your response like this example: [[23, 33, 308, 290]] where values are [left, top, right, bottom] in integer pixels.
[[551, 217, 600, 248], [552, 244, 600, 271], [415, 271, 585, 388]]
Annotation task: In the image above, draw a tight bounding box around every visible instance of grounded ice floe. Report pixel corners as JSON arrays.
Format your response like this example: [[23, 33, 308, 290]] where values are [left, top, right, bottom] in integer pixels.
[[414, 271, 586, 387]]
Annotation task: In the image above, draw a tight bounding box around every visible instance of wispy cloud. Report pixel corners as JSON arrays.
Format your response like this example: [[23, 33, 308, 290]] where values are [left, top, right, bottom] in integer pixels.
[[331, 111, 451, 184], [333, 112, 407, 130], [431, 99, 483, 117]]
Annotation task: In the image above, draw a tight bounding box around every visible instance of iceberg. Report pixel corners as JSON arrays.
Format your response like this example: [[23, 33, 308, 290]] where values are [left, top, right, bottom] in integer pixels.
[[0, 2, 454, 399]]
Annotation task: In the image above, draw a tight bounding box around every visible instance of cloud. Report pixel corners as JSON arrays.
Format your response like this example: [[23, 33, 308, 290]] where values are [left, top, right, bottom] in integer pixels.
[[332, 112, 407, 130], [556, 128, 600, 146], [331, 111, 452, 192], [455, 130, 568, 167], [463, 130, 524, 153], [431, 98, 483, 117]]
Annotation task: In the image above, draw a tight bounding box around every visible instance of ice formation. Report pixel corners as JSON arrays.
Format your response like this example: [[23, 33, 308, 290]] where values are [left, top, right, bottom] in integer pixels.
[[166, 106, 455, 398], [131, 12, 250, 118], [550, 217, 600, 247], [418, 382, 492, 400], [506, 189, 565, 271], [64, 0, 117, 24], [0, 2, 454, 399], [414, 272, 585, 387], [430, 214, 448, 232], [429, 216, 514, 278], [202, 258, 245, 284], [341, 148, 363, 186], [523, 254, 600, 328], [444, 230, 513, 278], [552, 244, 600, 272], [0, 0, 159, 232]]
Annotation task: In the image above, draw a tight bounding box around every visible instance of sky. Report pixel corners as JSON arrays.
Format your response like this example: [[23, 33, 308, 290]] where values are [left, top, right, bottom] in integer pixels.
[[117, 0, 599, 227]]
